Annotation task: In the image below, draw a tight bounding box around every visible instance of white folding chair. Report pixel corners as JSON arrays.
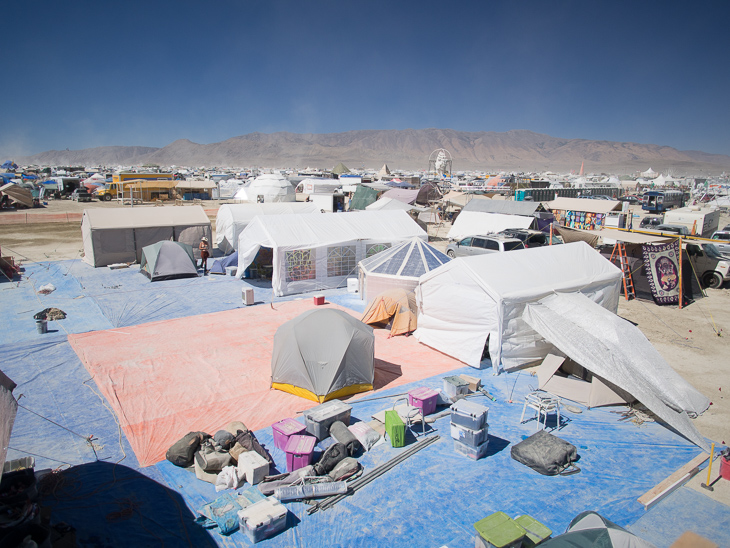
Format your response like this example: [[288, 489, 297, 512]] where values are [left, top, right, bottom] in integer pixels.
[[520, 390, 561, 430]]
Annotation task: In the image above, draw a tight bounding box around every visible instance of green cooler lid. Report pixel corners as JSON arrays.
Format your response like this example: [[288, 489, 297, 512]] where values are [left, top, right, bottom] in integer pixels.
[[514, 514, 552, 543], [474, 512, 526, 547]]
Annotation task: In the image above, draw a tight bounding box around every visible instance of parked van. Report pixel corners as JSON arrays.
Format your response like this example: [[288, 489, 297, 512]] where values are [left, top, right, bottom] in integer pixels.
[[685, 242, 730, 289]]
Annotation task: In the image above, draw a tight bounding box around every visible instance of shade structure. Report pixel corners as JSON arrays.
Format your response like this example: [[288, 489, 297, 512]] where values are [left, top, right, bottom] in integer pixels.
[[139, 241, 198, 281], [271, 309, 375, 402], [360, 289, 418, 337], [0, 370, 17, 479]]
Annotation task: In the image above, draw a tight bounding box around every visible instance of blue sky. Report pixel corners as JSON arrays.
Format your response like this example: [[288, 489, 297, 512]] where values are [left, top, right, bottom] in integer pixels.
[[2, 0, 729, 158]]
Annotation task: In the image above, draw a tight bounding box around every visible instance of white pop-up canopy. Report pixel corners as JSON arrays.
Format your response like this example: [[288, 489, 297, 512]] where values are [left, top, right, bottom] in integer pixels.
[[215, 202, 321, 254], [414, 242, 622, 371], [237, 210, 427, 296], [448, 210, 533, 240]]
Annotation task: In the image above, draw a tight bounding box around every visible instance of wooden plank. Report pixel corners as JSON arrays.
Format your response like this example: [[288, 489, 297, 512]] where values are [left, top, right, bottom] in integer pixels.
[[638, 452, 709, 510]]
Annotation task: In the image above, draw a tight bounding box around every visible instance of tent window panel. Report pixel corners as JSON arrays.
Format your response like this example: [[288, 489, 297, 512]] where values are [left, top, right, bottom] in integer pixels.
[[327, 245, 357, 277], [285, 249, 316, 282], [366, 243, 391, 258]]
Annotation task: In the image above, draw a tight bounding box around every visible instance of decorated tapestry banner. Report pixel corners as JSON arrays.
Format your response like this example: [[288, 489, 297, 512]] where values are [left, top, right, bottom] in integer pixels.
[[642, 240, 680, 304]]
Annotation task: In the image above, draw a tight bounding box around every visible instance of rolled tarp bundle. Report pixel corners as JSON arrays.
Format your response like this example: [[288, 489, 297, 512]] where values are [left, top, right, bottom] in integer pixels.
[[329, 421, 361, 456]]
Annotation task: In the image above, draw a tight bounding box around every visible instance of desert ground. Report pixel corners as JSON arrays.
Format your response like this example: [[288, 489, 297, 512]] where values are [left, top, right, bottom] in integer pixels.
[[1, 197, 728, 501]]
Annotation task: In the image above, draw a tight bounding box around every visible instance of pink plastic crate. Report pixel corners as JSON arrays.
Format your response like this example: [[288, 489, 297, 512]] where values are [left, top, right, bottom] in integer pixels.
[[272, 418, 307, 450], [408, 387, 439, 415], [284, 435, 316, 472]]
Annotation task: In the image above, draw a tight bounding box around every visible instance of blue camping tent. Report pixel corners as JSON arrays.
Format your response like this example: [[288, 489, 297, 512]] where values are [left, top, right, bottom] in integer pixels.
[[210, 251, 238, 275]]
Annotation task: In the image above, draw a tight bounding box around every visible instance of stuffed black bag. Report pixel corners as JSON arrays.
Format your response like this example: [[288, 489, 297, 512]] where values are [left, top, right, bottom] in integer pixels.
[[166, 431, 210, 468], [510, 430, 580, 476]]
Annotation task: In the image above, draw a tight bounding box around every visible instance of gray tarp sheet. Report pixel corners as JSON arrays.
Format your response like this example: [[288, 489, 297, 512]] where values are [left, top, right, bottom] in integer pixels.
[[522, 292, 710, 450]]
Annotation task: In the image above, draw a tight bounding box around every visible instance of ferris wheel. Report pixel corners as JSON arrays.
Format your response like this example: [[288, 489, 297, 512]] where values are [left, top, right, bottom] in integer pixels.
[[428, 148, 452, 178]]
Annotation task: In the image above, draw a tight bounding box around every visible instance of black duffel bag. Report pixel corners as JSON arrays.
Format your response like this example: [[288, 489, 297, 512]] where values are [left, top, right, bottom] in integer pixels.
[[166, 431, 210, 468], [510, 430, 580, 476]]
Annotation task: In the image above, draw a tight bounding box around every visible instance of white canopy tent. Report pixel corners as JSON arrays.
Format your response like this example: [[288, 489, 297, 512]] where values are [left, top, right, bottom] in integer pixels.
[[414, 242, 622, 371], [215, 202, 321, 254], [448, 210, 533, 240], [236, 210, 427, 296], [523, 292, 710, 450]]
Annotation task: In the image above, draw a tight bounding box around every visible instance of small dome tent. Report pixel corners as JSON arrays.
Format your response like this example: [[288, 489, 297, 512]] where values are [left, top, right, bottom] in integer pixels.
[[361, 289, 418, 337], [139, 241, 198, 281], [271, 309, 375, 402], [358, 237, 450, 302]]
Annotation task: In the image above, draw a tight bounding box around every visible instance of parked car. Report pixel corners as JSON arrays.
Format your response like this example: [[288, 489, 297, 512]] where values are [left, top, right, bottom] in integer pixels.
[[652, 224, 690, 236], [446, 235, 525, 258], [710, 231, 730, 258], [639, 216, 663, 229], [685, 242, 730, 289], [499, 229, 562, 248], [618, 195, 640, 204], [71, 188, 93, 202]]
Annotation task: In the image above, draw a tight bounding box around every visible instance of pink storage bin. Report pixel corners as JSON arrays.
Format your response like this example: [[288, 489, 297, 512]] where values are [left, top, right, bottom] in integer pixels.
[[272, 418, 307, 450], [284, 435, 316, 472], [408, 387, 439, 415]]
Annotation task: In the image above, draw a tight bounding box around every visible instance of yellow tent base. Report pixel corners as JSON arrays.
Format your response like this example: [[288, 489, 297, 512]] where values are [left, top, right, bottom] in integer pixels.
[[272, 382, 373, 403]]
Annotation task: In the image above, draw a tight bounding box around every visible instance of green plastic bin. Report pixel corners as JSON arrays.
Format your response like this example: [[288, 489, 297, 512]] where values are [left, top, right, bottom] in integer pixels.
[[474, 511, 526, 548], [384, 410, 405, 448], [514, 515, 551, 547]]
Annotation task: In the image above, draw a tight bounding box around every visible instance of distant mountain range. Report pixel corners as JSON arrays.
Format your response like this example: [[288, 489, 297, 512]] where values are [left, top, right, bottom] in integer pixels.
[[16, 129, 730, 175]]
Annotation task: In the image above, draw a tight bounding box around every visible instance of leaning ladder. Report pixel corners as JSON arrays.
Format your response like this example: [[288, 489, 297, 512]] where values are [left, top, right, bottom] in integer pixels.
[[610, 242, 636, 300]]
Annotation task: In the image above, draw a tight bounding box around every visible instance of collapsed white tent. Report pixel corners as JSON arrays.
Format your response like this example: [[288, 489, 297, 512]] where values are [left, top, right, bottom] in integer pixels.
[[523, 292, 710, 450], [414, 242, 622, 371], [235, 173, 295, 203], [215, 202, 320, 254], [448, 210, 533, 240], [236, 210, 427, 296]]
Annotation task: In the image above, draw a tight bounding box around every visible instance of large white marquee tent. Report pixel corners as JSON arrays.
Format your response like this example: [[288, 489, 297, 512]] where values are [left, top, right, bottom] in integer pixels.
[[236, 210, 427, 296]]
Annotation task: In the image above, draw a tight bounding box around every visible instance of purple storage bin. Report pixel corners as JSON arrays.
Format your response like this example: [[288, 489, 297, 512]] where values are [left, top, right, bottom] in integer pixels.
[[408, 387, 439, 415], [284, 435, 316, 472], [272, 418, 307, 450]]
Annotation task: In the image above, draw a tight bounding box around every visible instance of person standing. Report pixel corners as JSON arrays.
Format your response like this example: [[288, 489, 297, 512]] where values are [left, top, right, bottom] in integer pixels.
[[199, 236, 210, 274]]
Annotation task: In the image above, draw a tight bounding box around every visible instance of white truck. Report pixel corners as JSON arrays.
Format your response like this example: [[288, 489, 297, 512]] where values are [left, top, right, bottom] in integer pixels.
[[663, 207, 720, 237], [685, 241, 730, 289]]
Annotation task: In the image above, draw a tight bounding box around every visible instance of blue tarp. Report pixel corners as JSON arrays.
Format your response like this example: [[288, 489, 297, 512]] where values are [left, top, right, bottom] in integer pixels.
[[1, 258, 728, 547], [210, 252, 239, 275]]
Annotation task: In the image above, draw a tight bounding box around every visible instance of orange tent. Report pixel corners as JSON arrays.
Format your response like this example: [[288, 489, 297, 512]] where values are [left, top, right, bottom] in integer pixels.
[[361, 289, 417, 337]]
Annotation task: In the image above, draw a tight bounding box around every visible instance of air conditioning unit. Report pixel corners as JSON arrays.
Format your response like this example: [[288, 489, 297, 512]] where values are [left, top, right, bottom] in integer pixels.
[[242, 287, 255, 306]]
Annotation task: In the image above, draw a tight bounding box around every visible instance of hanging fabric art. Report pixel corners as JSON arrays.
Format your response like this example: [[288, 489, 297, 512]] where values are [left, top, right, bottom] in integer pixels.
[[642, 240, 680, 304]]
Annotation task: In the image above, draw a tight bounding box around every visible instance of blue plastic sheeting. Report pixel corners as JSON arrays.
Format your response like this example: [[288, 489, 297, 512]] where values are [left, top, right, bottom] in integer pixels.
[[629, 486, 730, 547], [2, 258, 728, 547]]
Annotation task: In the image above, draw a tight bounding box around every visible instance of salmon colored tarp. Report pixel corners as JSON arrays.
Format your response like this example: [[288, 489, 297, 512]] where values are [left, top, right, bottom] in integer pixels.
[[68, 299, 463, 467]]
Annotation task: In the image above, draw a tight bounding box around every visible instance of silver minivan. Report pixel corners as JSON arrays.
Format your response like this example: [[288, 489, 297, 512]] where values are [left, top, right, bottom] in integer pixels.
[[446, 235, 525, 258]]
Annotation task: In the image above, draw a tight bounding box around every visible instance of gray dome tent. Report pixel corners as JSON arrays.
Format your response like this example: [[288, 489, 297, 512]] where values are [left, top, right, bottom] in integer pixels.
[[271, 309, 375, 403], [358, 237, 451, 302], [140, 241, 198, 281]]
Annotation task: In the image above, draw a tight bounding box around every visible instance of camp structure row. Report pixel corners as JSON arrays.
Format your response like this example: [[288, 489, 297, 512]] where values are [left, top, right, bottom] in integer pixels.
[[81, 206, 212, 266]]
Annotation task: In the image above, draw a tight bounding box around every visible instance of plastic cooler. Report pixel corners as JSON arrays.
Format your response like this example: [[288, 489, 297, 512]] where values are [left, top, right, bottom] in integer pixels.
[[236, 451, 269, 485], [474, 511, 526, 548], [454, 438, 489, 460], [451, 422, 488, 447], [313, 294, 325, 306], [451, 399, 488, 430], [514, 515, 552, 547], [272, 418, 307, 450], [302, 400, 352, 440], [284, 435, 316, 472], [443, 375, 469, 398], [238, 497, 288, 544], [408, 387, 439, 415], [385, 410, 406, 448]]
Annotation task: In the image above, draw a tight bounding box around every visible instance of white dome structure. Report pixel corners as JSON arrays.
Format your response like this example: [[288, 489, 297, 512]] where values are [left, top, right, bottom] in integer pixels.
[[237, 173, 295, 203]]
